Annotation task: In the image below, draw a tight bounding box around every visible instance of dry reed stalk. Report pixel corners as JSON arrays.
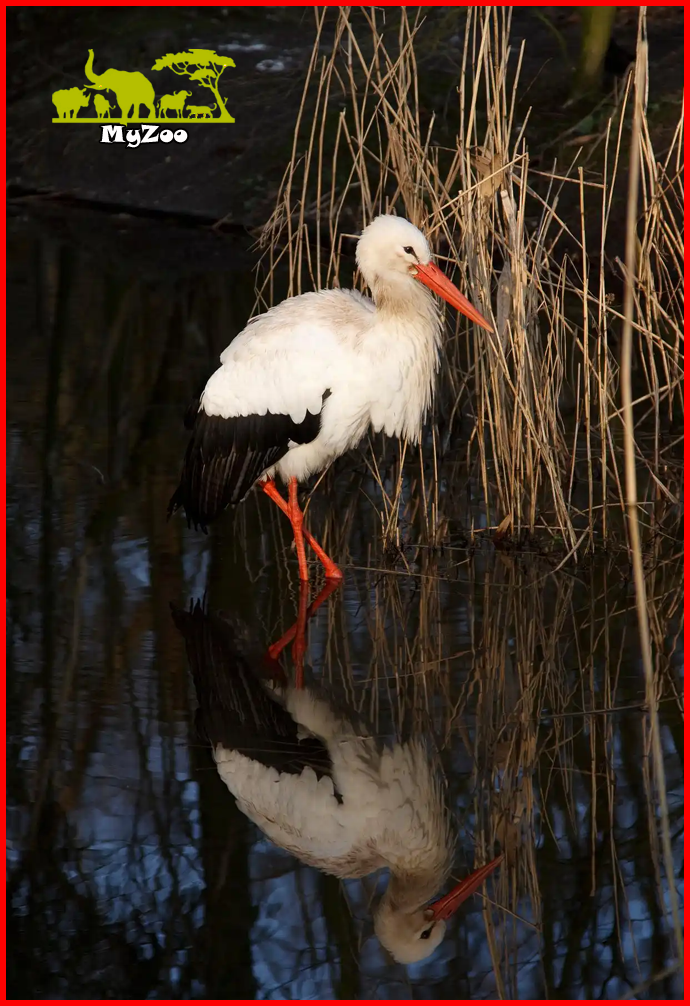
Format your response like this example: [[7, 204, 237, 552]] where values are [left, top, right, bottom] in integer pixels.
[[618, 28, 683, 969]]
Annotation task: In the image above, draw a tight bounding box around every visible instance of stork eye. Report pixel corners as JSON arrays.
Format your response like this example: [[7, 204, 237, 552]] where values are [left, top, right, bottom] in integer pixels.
[[420, 926, 434, 940], [403, 245, 417, 257]]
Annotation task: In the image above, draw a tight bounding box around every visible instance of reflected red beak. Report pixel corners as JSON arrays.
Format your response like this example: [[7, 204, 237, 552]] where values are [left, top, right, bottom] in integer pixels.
[[427, 855, 503, 921], [414, 261, 492, 331]]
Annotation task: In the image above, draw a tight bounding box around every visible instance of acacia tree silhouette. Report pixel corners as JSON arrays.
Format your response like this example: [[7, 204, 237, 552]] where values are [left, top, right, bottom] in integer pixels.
[[151, 49, 235, 121]]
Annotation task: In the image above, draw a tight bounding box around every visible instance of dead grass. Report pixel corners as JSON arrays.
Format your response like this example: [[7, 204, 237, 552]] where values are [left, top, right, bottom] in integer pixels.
[[255, 7, 683, 561]]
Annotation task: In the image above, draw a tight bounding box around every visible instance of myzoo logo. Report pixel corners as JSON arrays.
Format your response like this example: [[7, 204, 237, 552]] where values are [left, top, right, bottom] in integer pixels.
[[52, 48, 235, 146]]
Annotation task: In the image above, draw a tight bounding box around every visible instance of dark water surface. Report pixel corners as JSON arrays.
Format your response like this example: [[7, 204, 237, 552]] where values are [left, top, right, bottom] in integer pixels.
[[7, 210, 683, 999]]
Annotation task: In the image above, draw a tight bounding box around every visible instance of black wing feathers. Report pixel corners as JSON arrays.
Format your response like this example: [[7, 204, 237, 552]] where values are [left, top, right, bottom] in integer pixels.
[[172, 601, 334, 781], [168, 396, 328, 532]]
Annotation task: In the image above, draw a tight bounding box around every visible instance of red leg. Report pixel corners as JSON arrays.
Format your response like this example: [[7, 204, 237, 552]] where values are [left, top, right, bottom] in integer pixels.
[[263, 479, 308, 580], [267, 578, 341, 664], [262, 479, 343, 581], [286, 477, 310, 583], [289, 582, 309, 688]]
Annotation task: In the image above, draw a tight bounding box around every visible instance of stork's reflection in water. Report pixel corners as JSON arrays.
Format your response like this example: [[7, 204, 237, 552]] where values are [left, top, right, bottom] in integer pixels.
[[172, 583, 501, 965]]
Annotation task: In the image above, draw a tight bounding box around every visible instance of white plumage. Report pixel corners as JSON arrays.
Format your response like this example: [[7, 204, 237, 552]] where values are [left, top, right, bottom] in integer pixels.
[[218, 688, 451, 881], [169, 215, 491, 581], [173, 600, 502, 965]]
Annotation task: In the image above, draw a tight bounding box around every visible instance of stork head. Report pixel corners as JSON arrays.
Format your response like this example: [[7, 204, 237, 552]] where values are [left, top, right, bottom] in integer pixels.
[[374, 900, 449, 965], [373, 855, 503, 965], [356, 214, 492, 330]]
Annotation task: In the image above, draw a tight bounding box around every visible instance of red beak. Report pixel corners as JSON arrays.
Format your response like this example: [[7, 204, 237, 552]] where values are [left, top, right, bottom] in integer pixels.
[[414, 261, 493, 332], [427, 855, 503, 921]]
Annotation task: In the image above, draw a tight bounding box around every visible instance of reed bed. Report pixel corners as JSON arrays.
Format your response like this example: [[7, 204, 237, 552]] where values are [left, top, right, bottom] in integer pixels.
[[245, 5, 684, 991], [255, 6, 683, 561], [297, 545, 684, 997]]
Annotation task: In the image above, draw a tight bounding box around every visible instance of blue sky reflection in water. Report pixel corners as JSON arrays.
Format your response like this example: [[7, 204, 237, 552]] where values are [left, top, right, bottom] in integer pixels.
[[6, 212, 683, 1000]]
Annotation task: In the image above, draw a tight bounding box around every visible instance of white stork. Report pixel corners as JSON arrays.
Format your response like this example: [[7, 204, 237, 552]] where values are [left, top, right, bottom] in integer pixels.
[[168, 215, 492, 580], [172, 590, 503, 965]]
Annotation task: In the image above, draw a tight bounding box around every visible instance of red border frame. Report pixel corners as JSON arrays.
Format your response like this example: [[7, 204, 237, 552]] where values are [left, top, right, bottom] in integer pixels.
[[3, 4, 686, 1003], [1, 3, 7, 1001]]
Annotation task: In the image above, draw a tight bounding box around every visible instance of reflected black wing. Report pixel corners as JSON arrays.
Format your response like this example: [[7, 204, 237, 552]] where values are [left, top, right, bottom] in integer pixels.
[[167, 393, 329, 532], [171, 601, 334, 781]]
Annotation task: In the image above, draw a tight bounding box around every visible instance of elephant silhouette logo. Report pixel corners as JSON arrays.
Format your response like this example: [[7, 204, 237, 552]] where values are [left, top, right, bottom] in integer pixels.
[[51, 48, 235, 123]]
